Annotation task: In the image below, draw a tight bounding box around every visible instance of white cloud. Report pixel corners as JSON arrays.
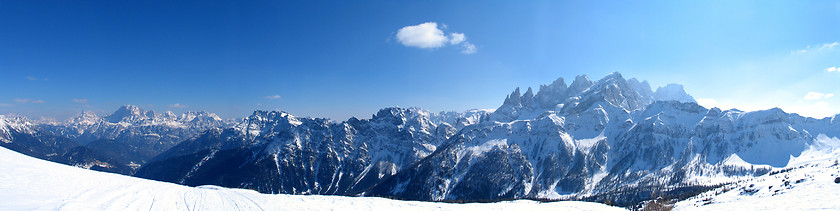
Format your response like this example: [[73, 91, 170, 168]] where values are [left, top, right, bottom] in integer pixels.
[[797, 41, 839, 53], [0, 103, 11, 107], [449, 33, 466, 45], [804, 92, 834, 100], [461, 42, 477, 54], [396, 22, 448, 49], [828, 67, 838, 72], [396, 22, 477, 54], [72, 99, 88, 103], [13, 99, 44, 104], [265, 95, 282, 100], [168, 103, 188, 108]]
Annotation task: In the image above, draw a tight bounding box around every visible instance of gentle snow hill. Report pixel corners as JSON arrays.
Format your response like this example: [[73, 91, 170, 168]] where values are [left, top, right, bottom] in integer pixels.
[[0, 147, 622, 211], [673, 134, 840, 210]]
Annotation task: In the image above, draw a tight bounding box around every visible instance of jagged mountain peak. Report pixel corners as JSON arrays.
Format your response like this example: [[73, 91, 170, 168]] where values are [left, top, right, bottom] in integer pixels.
[[627, 78, 655, 105], [503, 87, 523, 106], [429, 109, 492, 130], [519, 87, 536, 109], [370, 107, 453, 131], [654, 83, 696, 103], [706, 107, 723, 117], [601, 71, 624, 80], [568, 74, 594, 95], [591, 72, 629, 88], [0, 115, 36, 139], [549, 77, 567, 88], [246, 110, 302, 122], [627, 78, 652, 91], [236, 110, 307, 138], [373, 107, 424, 118], [180, 111, 223, 122], [163, 111, 178, 119], [68, 111, 99, 125], [495, 72, 655, 121], [523, 87, 534, 98], [104, 105, 148, 123], [372, 107, 413, 125], [561, 72, 648, 114], [535, 77, 569, 109]]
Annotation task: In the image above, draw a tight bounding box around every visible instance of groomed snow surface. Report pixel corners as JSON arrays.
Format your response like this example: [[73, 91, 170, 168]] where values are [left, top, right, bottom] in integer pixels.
[[0, 147, 621, 211]]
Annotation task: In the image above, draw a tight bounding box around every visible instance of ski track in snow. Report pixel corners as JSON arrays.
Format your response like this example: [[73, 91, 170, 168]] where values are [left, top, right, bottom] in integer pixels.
[[0, 147, 621, 211]]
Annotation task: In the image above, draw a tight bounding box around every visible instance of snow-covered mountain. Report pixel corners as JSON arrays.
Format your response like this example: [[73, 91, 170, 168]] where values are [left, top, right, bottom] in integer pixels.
[[136, 107, 484, 195], [0, 143, 623, 210], [654, 84, 696, 103], [4, 72, 840, 207], [43, 105, 229, 147], [2, 105, 232, 174], [367, 72, 840, 204], [0, 114, 37, 143], [0, 115, 78, 161], [134, 72, 840, 205]]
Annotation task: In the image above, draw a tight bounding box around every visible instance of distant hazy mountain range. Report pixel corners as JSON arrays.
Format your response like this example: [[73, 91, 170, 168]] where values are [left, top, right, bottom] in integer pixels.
[[1, 105, 231, 174]]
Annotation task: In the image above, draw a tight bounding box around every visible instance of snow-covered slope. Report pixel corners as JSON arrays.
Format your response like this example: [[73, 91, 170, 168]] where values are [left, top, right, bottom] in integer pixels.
[[0, 146, 621, 211], [674, 134, 840, 210]]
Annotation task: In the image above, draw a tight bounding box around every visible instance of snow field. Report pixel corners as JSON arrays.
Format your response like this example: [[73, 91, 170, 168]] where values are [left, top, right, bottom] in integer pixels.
[[0, 146, 622, 211]]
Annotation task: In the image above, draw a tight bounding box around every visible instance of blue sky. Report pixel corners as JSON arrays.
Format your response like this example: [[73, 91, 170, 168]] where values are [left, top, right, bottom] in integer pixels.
[[2, 0, 839, 121]]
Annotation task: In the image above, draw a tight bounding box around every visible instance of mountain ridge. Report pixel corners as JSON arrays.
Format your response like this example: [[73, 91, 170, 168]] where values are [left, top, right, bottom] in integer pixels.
[[2, 72, 839, 206]]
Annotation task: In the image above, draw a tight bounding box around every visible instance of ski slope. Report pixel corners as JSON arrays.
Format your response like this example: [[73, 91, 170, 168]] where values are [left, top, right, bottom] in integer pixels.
[[0, 146, 621, 211]]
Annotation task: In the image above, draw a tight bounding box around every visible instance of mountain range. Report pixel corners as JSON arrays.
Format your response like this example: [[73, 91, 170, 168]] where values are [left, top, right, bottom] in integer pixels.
[[1, 105, 231, 174], [2, 72, 839, 206]]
